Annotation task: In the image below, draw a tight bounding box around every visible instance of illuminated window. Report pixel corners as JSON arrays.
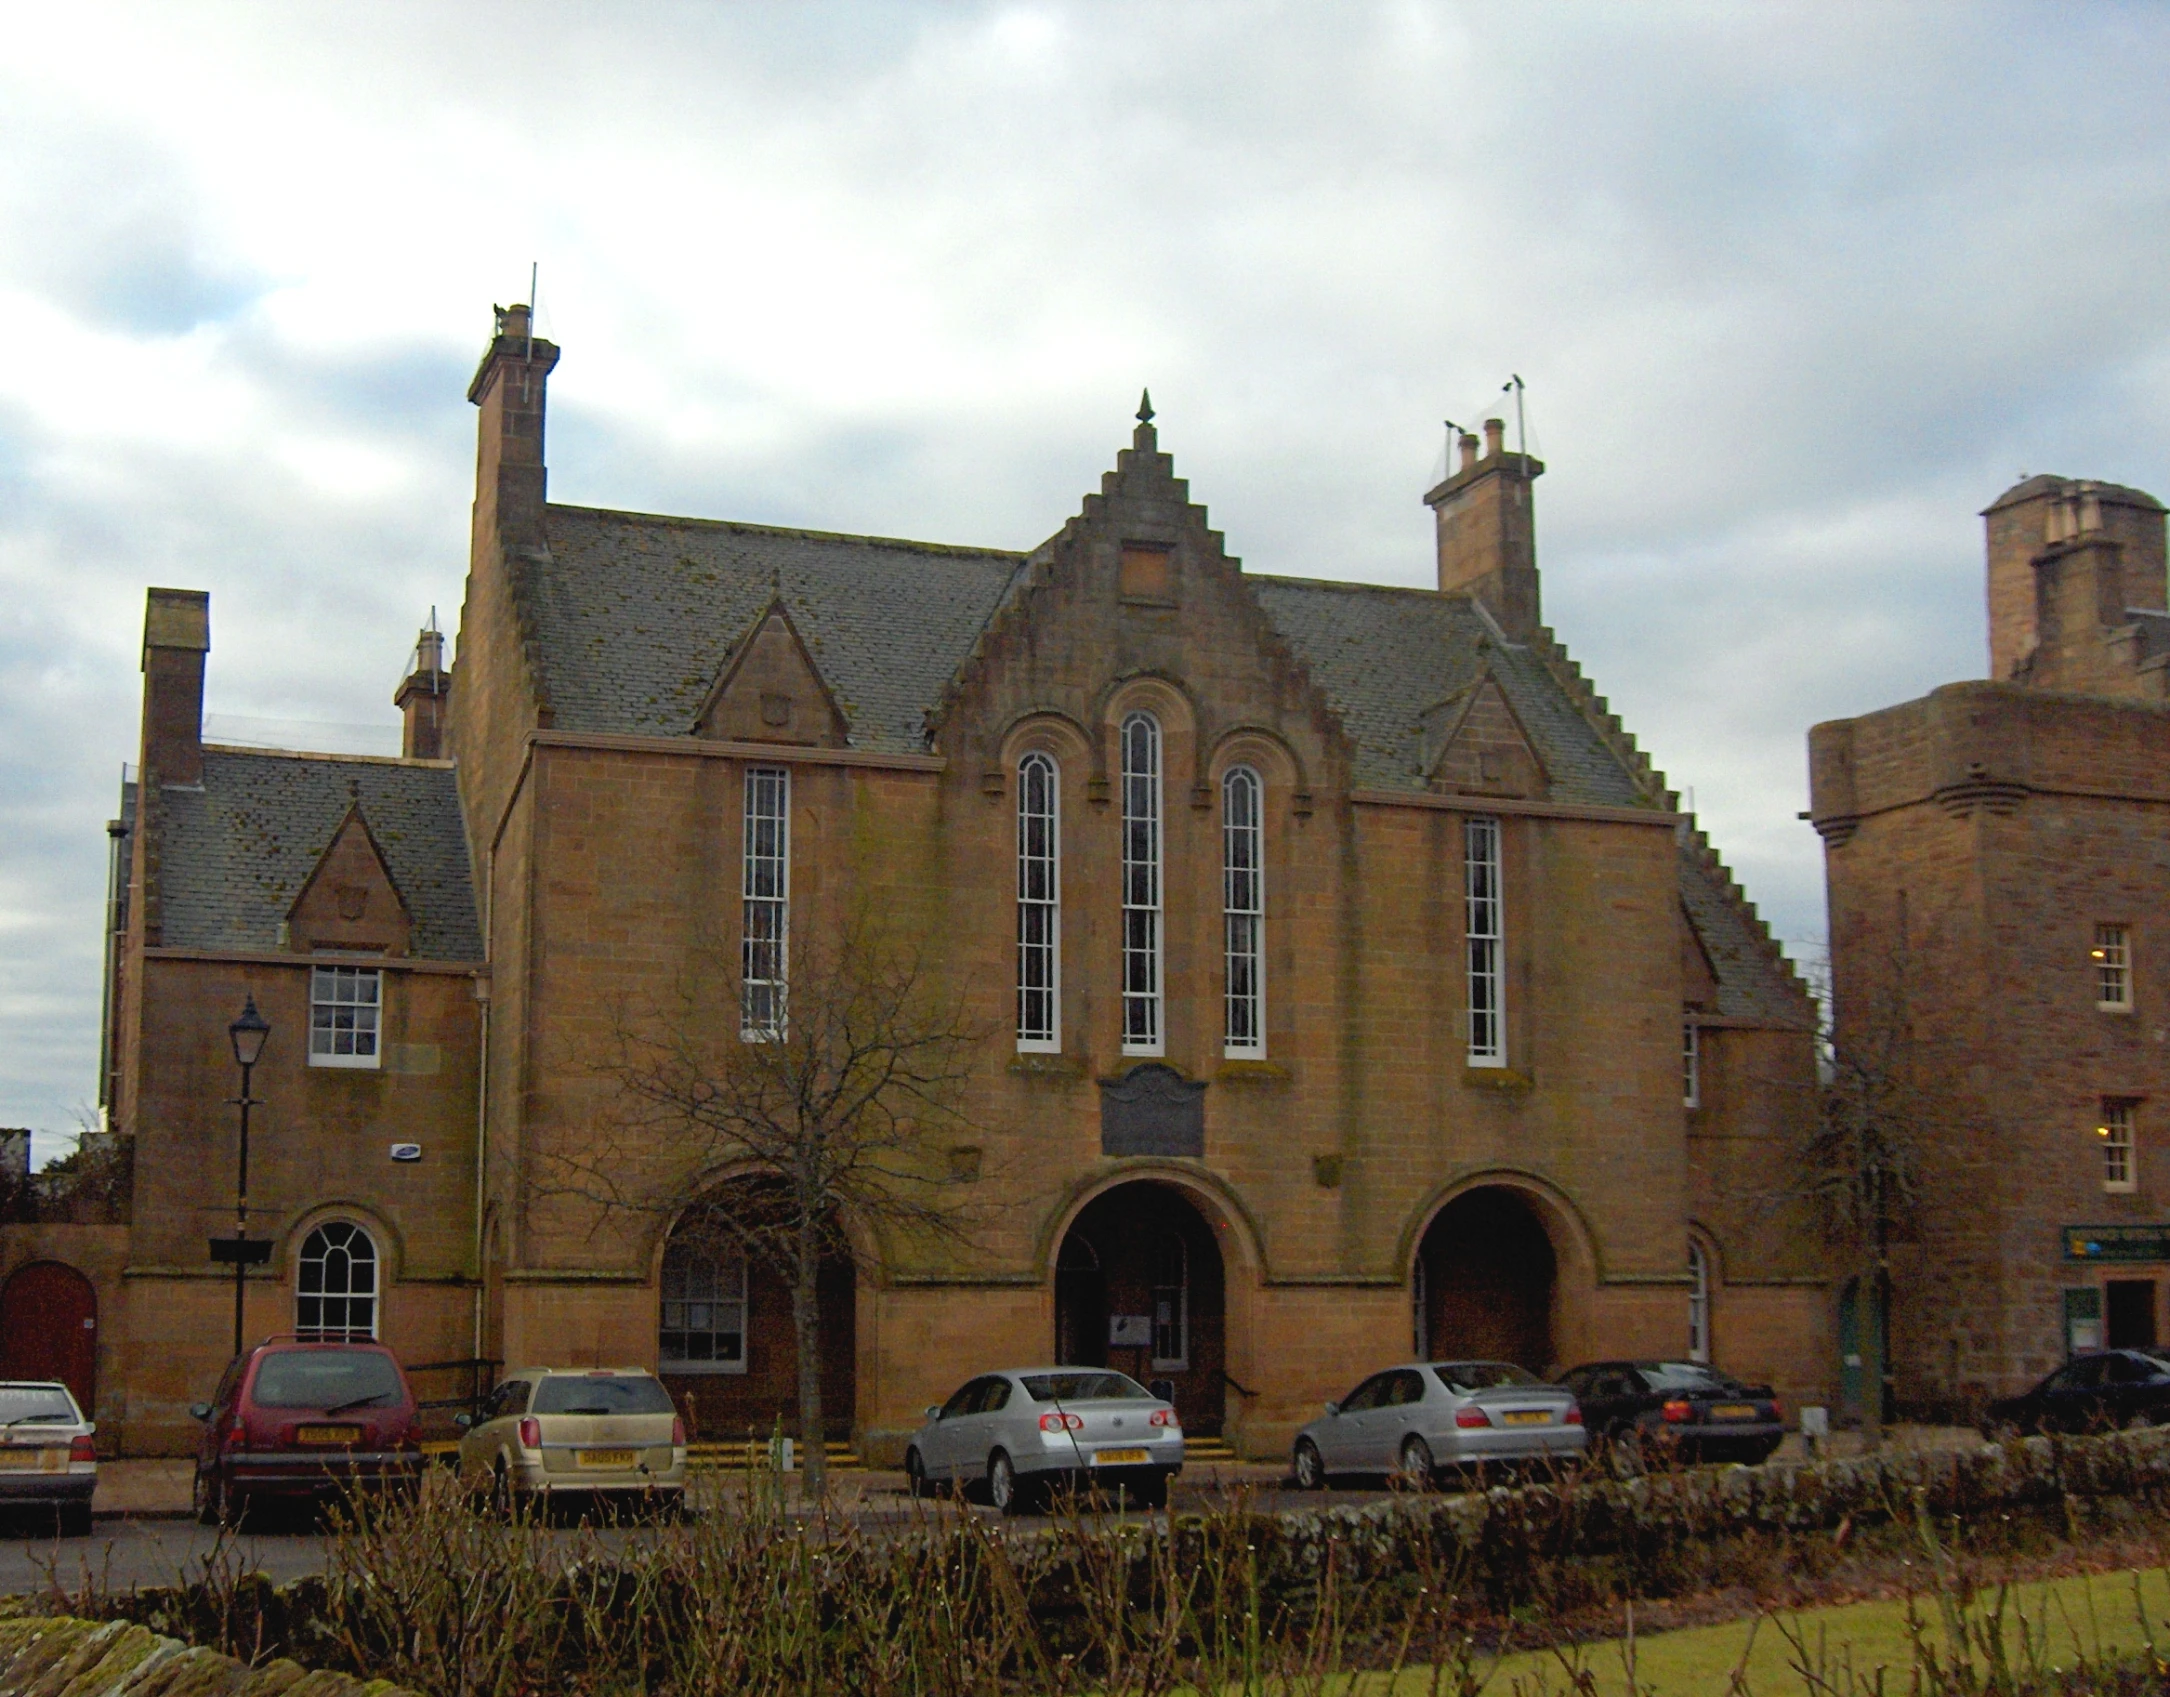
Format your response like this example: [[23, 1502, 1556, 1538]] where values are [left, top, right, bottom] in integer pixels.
[[2102, 1100, 2137, 1194], [1465, 817, 1504, 1065], [1017, 753, 1061, 1050], [1121, 713, 1162, 1055], [2096, 924, 2133, 1010], [1222, 765, 1264, 1057], [309, 966, 381, 1068], [742, 767, 790, 1038]]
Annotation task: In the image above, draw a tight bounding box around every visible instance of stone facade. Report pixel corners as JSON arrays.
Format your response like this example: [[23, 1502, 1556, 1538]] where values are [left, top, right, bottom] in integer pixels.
[[65, 305, 1826, 1458], [1810, 474, 2170, 1413]]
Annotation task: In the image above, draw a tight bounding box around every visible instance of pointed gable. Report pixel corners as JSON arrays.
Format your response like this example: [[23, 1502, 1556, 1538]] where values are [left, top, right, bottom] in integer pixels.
[[696, 599, 850, 747], [1422, 663, 1550, 800], [286, 801, 413, 956]]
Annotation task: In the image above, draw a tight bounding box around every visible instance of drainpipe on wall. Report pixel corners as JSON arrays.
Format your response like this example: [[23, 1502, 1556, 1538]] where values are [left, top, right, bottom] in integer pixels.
[[471, 840, 493, 1373]]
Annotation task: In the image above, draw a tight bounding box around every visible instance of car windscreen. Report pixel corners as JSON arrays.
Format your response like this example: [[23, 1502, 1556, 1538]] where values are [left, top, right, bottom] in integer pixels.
[[252, 1350, 406, 1411], [1433, 1362, 1539, 1393], [1019, 1372, 1152, 1403], [0, 1386, 79, 1424], [1638, 1362, 1747, 1395], [532, 1375, 676, 1415]]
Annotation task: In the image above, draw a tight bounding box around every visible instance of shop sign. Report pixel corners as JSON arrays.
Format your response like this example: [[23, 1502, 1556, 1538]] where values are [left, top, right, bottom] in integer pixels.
[[2062, 1224, 2170, 1263]]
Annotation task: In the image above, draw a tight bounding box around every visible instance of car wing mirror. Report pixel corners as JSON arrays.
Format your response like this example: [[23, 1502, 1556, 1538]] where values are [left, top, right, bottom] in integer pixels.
[[188, 1402, 211, 1421], [453, 1412, 473, 1430], [1323, 1401, 1339, 1417], [925, 1405, 942, 1421]]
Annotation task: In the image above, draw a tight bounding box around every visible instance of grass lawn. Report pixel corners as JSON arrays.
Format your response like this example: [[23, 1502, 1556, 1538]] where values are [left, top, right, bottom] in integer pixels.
[[1324, 1568, 2170, 1695]]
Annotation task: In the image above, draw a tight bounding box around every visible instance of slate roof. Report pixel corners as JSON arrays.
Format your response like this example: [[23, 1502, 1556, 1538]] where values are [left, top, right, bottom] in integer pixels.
[[157, 749, 482, 960], [533, 506, 1024, 750]]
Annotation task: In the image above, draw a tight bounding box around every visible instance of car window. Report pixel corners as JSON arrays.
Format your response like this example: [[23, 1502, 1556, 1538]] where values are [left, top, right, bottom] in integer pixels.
[[251, 1349, 406, 1411], [1338, 1374, 1388, 1413], [2061, 1359, 2104, 1392], [941, 1379, 985, 1419], [1599, 1372, 1642, 1399], [1556, 1367, 1592, 1396], [2103, 1355, 2151, 1385], [533, 1375, 674, 1415], [980, 1378, 1013, 1413], [1637, 1362, 1743, 1395], [1434, 1362, 1539, 1393], [0, 1386, 78, 1424], [1386, 1370, 1427, 1406], [1018, 1372, 1152, 1403]]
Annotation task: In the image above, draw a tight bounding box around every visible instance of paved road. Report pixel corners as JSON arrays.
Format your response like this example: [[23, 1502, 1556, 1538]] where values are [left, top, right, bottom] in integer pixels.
[[0, 1478, 1400, 1596]]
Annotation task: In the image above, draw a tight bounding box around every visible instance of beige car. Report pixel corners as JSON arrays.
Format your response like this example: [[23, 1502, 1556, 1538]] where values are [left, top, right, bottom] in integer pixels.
[[456, 1368, 686, 1511]]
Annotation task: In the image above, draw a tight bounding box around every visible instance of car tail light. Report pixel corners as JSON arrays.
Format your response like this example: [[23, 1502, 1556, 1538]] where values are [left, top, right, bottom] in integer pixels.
[[672, 1417, 687, 1447], [1455, 1408, 1490, 1429], [1661, 1399, 1693, 1423], [69, 1436, 95, 1463], [1564, 1406, 1584, 1426], [1038, 1412, 1084, 1433], [1770, 1397, 1784, 1422], [519, 1417, 541, 1450], [1148, 1409, 1179, 1428]]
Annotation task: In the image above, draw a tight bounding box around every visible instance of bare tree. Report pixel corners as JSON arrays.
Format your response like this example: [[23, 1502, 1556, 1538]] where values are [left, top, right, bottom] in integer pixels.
[[547, 916, 990, 1498]]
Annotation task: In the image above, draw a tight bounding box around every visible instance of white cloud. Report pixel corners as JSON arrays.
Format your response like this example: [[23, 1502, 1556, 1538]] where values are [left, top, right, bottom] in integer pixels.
[[4, 0, 2170, 1131]]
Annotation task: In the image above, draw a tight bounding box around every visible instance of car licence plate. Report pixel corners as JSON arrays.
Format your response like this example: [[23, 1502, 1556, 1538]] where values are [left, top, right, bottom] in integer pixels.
[[579, 1448, 639, 1469], [1501, 1410, 1551, 1426], [1711, 1404, 1757, 1420], [0, 1448, 63, 1472], [295, 1425, 362, 1446], [1093, 1448, 1151, 1466]]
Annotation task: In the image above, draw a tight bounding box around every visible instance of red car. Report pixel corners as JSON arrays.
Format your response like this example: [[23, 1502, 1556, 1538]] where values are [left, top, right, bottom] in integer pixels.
[[190, 1337, 423, 1523]]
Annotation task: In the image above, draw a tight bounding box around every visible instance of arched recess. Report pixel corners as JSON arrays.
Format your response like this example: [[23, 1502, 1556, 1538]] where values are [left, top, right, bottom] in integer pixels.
[[1207, 726, 1305, 797], [1685, 1226, 1721, 1365], [0, 1262, 97, 1414], [650, 1175, 858, 1444], [1404, 1171, 1600, 1376], [998, 709, 1095, 773]]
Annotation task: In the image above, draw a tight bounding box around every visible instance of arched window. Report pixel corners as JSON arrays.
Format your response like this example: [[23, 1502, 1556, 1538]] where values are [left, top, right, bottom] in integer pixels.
[[1464, 816, 1504, 1065], [1016, 752, 1061, 1050], [742, 766, 791, 1038], [1222, 765, 1264, 1056], [1120, 712, 1163, 1055], [1687, 1240, 1711, 1363], [297, 1222, 378, 1341], [1150, 1231, 1189, 1370], [659, 1238, 749, 1374]]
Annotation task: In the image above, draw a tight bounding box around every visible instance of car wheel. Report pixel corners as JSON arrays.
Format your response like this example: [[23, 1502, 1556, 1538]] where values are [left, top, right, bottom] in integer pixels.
[[1292, 1437, 1326, 1491], [1607, 1426, 1647, 1478], [1122, 1471, 1169, 1512], [490, 1458, 514, 1518], [904, 1448, 931, 1500], [987, 1450, 1031, 1516], [193, 1468, 228, 1527], [1398, 1436, 1436, 1491]]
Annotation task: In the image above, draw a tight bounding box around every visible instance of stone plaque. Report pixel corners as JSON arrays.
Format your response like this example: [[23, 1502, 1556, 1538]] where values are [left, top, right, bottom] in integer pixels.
[[1099, 1063, 1206, 1158]]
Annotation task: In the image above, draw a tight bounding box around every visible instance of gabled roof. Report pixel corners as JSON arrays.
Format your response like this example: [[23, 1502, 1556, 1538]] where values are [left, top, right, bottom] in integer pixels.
[[156, 750, 481, 960], [533, 505, 1023, 751]]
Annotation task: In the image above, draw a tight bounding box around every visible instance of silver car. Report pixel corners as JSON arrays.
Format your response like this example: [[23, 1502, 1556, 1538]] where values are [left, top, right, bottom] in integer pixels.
[[0, 1381, 96, 1536], [1292, 1361, 1584, 1488], [904, 1368, 1183, 1514], [455, 1368, 686, 1511]]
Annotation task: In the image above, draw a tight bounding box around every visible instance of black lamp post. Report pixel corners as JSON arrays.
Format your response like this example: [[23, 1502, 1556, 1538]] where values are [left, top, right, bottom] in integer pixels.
[[222, 995, 271, 1359]]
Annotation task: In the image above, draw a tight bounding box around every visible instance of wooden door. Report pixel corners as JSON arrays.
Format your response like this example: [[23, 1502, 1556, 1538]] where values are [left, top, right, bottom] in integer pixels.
[[1, 1261, 97, 1414]]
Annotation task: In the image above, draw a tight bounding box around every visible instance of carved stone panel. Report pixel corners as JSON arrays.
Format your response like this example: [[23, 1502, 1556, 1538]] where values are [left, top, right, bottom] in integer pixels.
[[1099, 1063, 1207, 1158]]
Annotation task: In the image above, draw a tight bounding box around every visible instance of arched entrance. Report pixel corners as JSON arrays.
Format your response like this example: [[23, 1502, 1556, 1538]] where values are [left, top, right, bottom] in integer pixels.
[[1054, 1181, 1226, 1434], [655, 1181, 856, 1442], [1413, 1186, 1557, 1373], [1, 1262, 97, 1414]]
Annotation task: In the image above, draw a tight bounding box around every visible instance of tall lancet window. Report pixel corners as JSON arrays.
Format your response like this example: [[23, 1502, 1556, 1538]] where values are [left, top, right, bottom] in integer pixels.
[[1016, 752, 1061, 1050], [1222, 765, 1264, 1056], [1465, 815, 1504, 1065], [742, 767, 790, 1038], [1120, 712, 1163, 1054]]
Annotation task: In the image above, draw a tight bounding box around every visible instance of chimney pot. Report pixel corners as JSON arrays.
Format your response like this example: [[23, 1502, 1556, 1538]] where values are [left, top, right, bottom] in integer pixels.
[[1483, 417, 1505, 459], [1458, 431, 1480, 472]]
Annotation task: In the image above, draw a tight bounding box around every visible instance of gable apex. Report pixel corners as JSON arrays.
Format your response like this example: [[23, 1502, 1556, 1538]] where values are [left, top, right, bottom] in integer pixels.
[[285, 800, 414, 956], [694, 596, 851, 747]]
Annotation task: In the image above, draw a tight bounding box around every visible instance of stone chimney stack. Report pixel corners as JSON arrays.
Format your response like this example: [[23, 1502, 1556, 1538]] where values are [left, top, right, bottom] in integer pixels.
[[467, 301, 560, 553], [1424, 417, 1544, 638], [395, 620, 450, 760], [140, 588, 209, 788], [1983, 475, 2167, 687]]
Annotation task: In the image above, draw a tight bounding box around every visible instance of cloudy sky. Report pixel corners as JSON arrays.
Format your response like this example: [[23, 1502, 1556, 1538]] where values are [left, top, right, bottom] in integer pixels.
[[6, 2, 2170, 1152]]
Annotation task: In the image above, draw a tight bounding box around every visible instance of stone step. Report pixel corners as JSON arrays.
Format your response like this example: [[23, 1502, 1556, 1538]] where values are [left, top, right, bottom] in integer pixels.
[[686, 1440, 864, 1472]]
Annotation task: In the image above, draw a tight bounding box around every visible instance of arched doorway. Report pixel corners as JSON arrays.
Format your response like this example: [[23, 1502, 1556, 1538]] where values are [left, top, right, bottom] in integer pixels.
[[1413, 1187, 1557, 1373], [1, 1262, 97, 1414], [1054, 1182, 1226, 1434], [655, 1181, 856, 1443]]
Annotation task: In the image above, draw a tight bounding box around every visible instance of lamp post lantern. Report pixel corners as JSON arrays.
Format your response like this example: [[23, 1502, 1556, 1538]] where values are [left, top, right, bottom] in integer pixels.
[[221, 995, 271, 1360]]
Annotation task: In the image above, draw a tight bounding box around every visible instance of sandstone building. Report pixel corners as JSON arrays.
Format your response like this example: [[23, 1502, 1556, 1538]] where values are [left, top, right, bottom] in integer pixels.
[[1810, 475, 2170, 1415], [25, 307, 1824, 1457]]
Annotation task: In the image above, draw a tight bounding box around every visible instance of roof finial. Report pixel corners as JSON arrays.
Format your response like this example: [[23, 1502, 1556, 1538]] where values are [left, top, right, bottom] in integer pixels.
[[1137, 388, 1154, 425]]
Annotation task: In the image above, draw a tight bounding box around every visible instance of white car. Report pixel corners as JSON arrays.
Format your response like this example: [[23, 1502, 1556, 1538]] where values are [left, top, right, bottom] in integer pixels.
[[1293, 1360, 1585, 1488], [904, 1368, 1183, 1513], [456, 1368, 686, 1511], [0, 1381, 96, 1536]]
